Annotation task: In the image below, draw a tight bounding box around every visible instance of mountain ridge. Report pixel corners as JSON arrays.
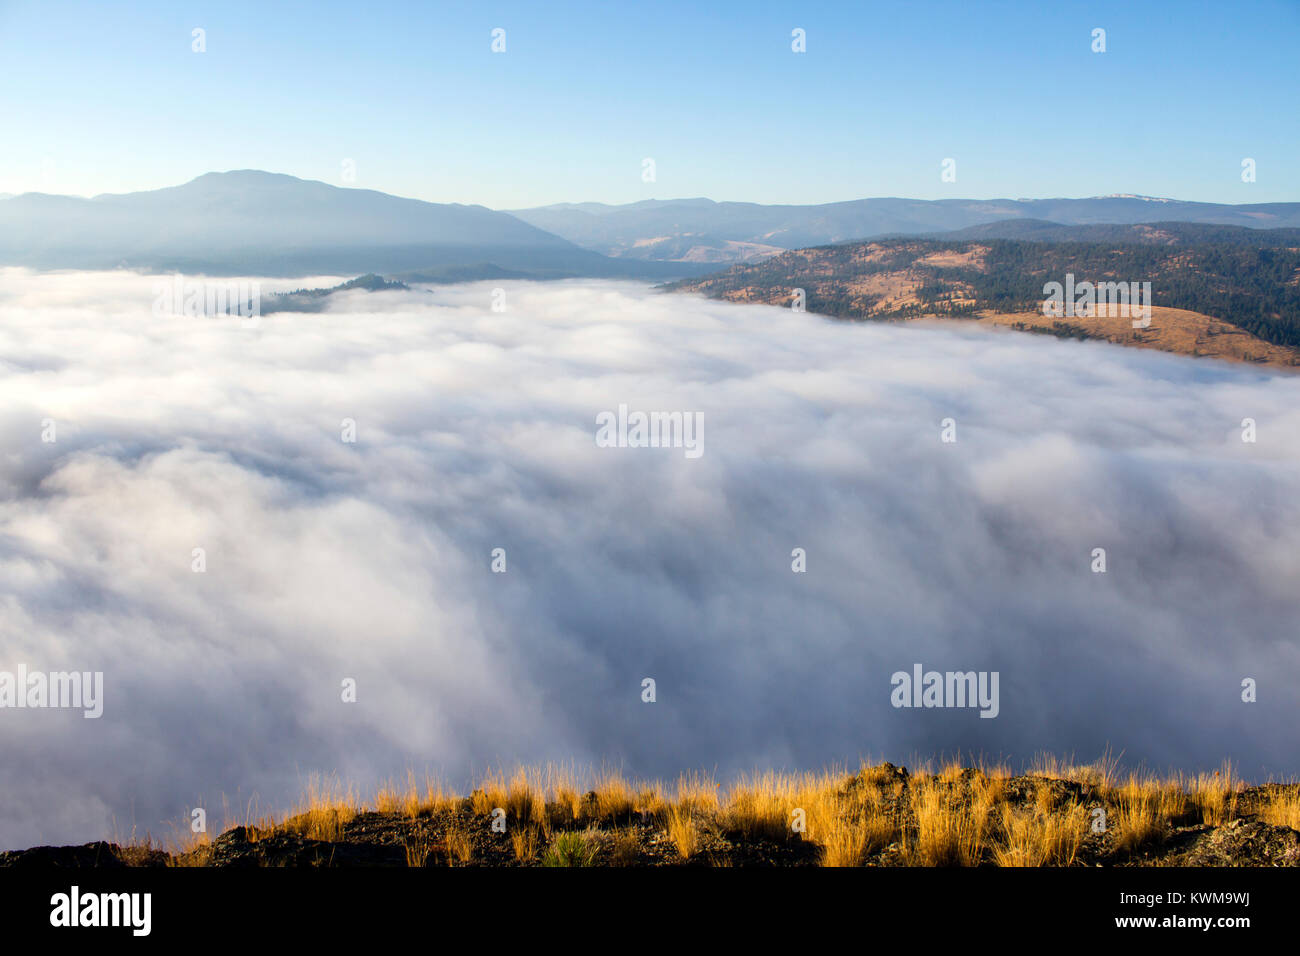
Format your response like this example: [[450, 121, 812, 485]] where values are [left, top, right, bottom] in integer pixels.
[[513, 195, 1300, 264], [6, 170, 1297, 277], [0, 171, 709, 280]]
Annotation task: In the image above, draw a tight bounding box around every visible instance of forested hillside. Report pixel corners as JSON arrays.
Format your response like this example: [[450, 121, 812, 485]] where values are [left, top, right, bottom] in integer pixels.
[[667, 230, 1300, 351]]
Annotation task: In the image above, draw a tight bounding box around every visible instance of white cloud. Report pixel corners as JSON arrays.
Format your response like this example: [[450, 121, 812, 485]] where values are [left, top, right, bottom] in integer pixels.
[[2, 269, 1299, 848]]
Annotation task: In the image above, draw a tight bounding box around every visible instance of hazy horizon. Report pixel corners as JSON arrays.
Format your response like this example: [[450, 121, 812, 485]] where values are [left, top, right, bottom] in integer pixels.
[[3, 168, 1294, 209]]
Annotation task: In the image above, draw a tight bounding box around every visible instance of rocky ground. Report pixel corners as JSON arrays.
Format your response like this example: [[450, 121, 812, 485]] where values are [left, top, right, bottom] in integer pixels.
[[4, 765, 1298, 868]]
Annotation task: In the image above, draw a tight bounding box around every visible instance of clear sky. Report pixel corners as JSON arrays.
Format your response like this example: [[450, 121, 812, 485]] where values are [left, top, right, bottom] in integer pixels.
[[1, 0, 1296, 208]]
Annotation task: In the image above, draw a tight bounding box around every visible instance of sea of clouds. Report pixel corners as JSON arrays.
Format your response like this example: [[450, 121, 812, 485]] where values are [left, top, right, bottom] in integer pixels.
[[2, 269, 1299, 849]]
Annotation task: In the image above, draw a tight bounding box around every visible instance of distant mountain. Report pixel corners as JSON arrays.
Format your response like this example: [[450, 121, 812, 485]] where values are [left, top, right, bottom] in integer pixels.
[[0, 171, 710, 279], [10, 174, 1296, 278], [392, 263, 535, 284], [925, 219, 1300, 246], [512, 196, 1300, 264]]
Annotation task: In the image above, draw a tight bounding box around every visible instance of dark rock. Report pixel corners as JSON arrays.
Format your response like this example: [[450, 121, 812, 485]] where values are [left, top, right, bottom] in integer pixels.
[[1176, 821, 1300, 866], [207, 826, 405, 867], [0, 841, 127, 868]]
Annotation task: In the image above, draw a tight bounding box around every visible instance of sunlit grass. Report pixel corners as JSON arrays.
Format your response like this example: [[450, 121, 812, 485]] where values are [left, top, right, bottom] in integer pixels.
[[904, 775, 990, 866], [1112, 774, 1187, 854], [664, 805, 699, 860], [993, 799, 1087, 867], [121, 753, 1298, 868], [1258, 784, 1300, 829], [281, 774, 358, 842]]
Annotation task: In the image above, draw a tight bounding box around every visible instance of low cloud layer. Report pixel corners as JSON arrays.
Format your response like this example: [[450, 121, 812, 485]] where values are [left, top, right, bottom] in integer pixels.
[[2, 269, 1299, 849]]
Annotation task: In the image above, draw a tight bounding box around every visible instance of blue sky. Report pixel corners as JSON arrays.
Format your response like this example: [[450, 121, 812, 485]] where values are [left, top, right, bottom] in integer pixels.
[[1, 0, 1296, 207]]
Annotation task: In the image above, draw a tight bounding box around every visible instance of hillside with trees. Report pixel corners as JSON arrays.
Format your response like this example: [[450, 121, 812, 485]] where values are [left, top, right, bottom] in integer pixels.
[[666, 228, 1300, 364]]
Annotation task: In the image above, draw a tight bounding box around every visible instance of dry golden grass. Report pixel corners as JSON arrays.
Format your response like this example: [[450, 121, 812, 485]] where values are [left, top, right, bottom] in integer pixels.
[[130, 753, 1299, 869], [664, 805, 698, 860], [634, 785, 666, 818], [723, 782, 790, 842], [145, 811, 216, 866], [674, 772, 720, 815], [1258, 786, 1300, 829], [470, 771, 508, 818], [511, 826, 540, 862], [1179, 764, 1239, 826], [171, 843, 214, 867], [445, 826, 473, 865], [974, 759, 1014, 785], [799, 767, 900, 866], [818, 815, 868, 867], [1112, 774, 1187, 854], [916, 248, 987, 269], [904, 775, 990, 866], [506, 769, 547, 831], [723, 769, 835, 842], [403, 833, 433, 867], [107, 832, 161, 867], [591, 771, 635, 823], [1029, 748, 1122, 790], [993, 800, 1087, 867], [976, 307, 1300, 368], [376, 771, 426, 820], [538, 766, 581, 831], [971, 771, 1008, 816], [282, 775, 358, 842], [214, 793, 277, 843], [420, 776, 458, 816]]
